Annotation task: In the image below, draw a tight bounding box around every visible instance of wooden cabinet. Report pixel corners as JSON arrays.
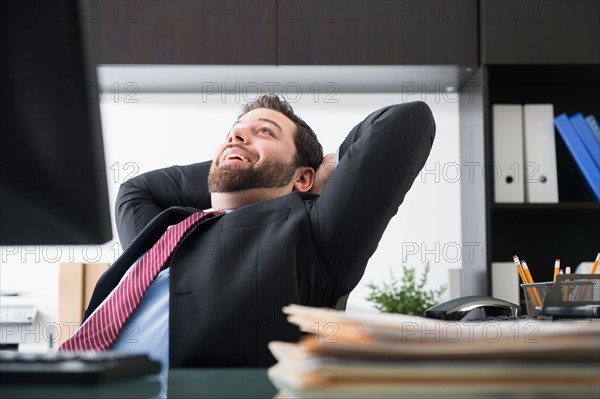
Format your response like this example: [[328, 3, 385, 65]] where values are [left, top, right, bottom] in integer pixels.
[[84, 0, 478, 66], [481, 0, 600, 64], [84, 0, 277, 64], [85, 1, 600, 66], [278, 0, 478, 65]]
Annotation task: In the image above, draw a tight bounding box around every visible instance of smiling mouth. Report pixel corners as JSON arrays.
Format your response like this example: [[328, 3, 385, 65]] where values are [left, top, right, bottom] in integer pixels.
[[220, 150, 255, 166], [223, 153, 249, 162]]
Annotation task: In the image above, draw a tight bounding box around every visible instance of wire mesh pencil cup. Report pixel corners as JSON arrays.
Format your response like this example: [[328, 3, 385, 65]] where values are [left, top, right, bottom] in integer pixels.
[[521, 282, 554, 317], [521, 278, 596, 317]]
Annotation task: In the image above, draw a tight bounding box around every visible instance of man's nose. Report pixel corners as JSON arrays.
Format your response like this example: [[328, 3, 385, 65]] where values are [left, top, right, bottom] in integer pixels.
[[227, 129, 248, 144]]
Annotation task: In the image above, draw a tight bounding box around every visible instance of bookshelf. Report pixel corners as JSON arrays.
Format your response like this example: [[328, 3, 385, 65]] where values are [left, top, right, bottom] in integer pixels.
[[460, 64, 600, 299], [486, 65, 600, 284]]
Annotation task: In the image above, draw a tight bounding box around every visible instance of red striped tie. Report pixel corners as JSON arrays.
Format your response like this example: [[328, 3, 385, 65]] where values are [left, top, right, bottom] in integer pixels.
[[59, 211, 224, 352]]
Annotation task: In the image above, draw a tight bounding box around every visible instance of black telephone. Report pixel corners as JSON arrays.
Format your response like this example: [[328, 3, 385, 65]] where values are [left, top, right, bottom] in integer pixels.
[[425, 296, 521, 321]]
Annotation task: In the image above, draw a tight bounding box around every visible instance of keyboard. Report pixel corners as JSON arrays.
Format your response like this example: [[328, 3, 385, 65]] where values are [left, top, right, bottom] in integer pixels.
[[0, 351, 161, 384]]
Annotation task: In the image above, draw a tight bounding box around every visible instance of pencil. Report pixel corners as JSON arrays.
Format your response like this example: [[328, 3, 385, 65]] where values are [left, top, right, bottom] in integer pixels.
[[521, 260, 535, 284], [514, 256, 543, 309], [513, 255, 528, 284], [522, 260, 543, 307], [553, 259, 561, 282], [591, 253, 600, 274]]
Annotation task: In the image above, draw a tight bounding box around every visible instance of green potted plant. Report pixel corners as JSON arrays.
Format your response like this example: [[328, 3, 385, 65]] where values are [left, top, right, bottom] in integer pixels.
[[366, 263, 446, 316]]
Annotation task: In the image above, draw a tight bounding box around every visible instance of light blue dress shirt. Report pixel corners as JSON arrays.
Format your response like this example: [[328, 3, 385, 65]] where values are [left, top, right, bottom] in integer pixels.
[[81, 254, 170, 397], [110, 265, 170, 365], [82, 253, 170, 363]]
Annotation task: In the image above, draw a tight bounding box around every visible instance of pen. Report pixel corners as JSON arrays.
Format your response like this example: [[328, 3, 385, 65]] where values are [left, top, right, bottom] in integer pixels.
[[553, 259, 560, 282]]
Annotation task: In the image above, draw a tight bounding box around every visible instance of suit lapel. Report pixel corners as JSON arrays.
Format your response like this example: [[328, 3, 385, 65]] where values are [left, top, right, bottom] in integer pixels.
[[83, 206, 196, 320]]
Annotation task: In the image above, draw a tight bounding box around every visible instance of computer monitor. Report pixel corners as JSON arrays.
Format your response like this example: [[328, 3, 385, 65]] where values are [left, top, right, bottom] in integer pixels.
[[0, 1, 112, 244]]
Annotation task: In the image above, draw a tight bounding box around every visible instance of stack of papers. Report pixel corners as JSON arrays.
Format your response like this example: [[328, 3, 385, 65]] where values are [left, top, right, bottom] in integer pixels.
[[268, 305, 600, 398]]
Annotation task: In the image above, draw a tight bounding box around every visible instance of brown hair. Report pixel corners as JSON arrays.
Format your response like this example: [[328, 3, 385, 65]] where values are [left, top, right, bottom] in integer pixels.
[[240, 95, 323, 171]]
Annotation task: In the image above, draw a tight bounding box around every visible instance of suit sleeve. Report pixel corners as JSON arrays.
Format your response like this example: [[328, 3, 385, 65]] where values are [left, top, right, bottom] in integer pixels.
[[310, 101, 436, 294], [115, 161, 213, 249]]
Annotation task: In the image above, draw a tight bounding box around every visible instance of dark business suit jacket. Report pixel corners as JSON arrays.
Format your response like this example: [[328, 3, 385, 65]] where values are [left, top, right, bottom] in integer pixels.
[[84, 101, 435, 367]]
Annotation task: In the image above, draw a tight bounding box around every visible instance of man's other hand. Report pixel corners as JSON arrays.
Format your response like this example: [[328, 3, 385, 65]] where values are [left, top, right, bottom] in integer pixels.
[[310, 153, 336, 195]]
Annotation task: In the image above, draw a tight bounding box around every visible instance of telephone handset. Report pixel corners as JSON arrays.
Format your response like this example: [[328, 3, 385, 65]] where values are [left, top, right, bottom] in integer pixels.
[[425, 296, 521, 321]]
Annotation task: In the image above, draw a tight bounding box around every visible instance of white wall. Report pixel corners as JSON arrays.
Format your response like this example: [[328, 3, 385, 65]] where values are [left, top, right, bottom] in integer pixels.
[[0, 92, 462, 341]]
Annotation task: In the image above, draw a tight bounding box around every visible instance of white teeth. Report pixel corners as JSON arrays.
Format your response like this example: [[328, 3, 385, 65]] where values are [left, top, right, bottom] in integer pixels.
[[225, 153, 247, 162]]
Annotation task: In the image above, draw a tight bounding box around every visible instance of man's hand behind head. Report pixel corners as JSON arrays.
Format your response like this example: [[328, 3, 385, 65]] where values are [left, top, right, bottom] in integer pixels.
[[310, 153, 337, 195]]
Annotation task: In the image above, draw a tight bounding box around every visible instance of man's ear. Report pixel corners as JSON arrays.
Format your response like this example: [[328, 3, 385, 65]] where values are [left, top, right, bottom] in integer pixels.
[[292, 167, 316, 193]]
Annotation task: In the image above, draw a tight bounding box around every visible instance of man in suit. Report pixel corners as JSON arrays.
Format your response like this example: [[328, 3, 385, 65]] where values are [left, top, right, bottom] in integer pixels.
[[67, 95, 435, 368]]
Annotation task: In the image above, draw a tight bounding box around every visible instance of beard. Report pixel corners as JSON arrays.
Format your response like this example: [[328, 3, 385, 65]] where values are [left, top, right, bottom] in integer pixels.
[[208, 161, 297, 193]]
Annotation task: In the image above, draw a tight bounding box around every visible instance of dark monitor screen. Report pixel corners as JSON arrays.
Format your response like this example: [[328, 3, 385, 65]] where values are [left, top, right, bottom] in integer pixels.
[[0, 1, 112, 244]]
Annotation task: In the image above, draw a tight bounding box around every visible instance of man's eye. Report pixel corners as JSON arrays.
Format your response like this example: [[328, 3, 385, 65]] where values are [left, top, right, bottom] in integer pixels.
[[258, 128, 273, 136]]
